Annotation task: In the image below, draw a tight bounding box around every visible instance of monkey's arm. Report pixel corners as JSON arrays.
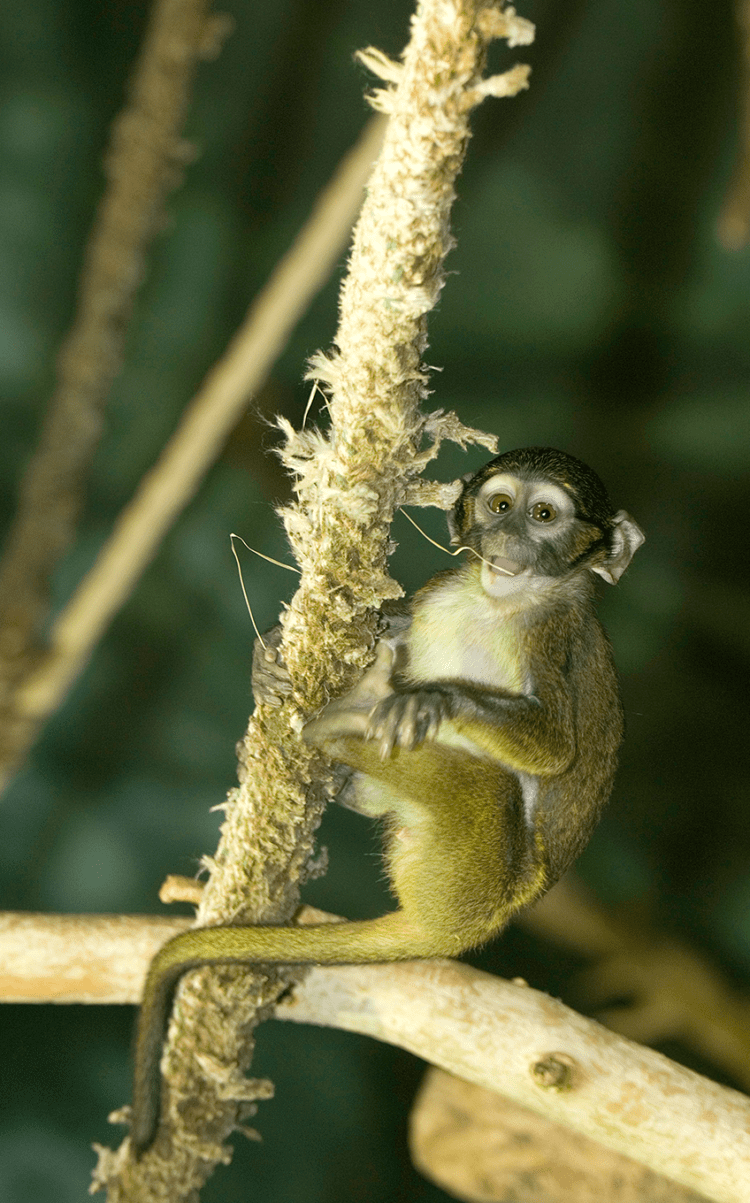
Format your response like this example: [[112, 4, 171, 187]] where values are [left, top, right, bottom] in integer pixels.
[[366, 679, 573, 775], [305, 650, 575, 779]]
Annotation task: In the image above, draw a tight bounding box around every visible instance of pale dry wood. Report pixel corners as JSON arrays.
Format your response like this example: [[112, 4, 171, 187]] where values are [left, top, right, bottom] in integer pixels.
[[276, 960, 750, 1203], [0, 0, 224, 773], [522, 877, 750, 1094], [410, 1068, 711, 1203], [5, 115, 387, 792], [1, 911, 745, 1200], [0, 912, 191, 1004], [0, 907, 334, 1003]]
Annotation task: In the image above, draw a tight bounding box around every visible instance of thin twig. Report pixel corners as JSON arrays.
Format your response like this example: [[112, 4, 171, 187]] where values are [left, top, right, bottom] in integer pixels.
[[93, 3, 531, 1197], [0, 0, 224, 765], [1, 115, 387, 794]]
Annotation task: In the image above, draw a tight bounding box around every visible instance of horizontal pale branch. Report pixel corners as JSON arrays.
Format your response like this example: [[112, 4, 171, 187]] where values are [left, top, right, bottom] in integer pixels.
[[1, 911, 746, 1201], [0, 912, 192, 1003]]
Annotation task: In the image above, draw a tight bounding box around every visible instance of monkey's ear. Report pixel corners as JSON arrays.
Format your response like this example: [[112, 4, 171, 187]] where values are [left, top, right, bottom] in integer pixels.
[[591, 511, 645, 585], [446, 471, 477, 545], [447, 508, 461, 545]]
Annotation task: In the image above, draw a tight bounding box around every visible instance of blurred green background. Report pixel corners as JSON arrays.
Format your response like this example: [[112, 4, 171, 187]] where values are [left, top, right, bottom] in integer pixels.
[[1, 0, 749, 1199]]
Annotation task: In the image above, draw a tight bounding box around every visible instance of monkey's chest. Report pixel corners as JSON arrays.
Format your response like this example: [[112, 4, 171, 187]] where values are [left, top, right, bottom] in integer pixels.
[[406, 602, 527, 695]]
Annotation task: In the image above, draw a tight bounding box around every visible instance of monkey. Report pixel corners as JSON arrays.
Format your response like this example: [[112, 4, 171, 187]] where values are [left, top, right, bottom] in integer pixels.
[[130, 446, 644, 1153]]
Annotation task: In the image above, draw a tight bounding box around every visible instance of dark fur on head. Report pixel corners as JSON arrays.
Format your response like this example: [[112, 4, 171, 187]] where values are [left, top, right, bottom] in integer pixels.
[[451, 447, 615, 541]]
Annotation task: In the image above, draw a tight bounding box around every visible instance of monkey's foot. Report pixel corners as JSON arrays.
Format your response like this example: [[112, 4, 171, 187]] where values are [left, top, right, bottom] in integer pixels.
[[252, 625, 293, 708], [303, 642, 395, 746]]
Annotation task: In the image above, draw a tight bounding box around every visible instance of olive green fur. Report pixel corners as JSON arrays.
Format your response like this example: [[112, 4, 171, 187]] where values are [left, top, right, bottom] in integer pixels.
[[130, 448, 642, 1154]]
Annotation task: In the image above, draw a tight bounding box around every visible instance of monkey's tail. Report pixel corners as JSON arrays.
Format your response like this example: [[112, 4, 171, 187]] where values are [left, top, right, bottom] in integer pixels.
[[132, 912, 436, 1154]]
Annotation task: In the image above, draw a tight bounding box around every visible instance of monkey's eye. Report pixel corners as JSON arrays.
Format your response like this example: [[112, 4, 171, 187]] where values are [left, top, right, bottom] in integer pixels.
[[530, 501, 558, 523], [487, 493, 513, 514]]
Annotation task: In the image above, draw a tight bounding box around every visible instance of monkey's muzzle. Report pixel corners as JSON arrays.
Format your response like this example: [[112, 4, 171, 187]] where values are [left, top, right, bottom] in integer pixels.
[[489, 556, 523, 577]]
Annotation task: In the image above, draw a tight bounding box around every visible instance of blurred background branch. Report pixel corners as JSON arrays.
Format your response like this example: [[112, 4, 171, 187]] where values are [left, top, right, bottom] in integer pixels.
[[718, 0, 750, 246], [410, 1069, 713, 1203], [2, 113, 385, 794], [0, 0, 226, 776]]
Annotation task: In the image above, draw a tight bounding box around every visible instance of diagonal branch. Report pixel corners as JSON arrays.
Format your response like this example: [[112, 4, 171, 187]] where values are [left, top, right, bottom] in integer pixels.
[[277, 961, 750, 1203], [1, 114, 386, 795], [94, 2, 533, 1198]]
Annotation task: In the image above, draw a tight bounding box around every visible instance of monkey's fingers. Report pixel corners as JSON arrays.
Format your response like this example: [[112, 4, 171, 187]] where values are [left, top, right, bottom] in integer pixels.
[[252, 625, 293, 707], [366, 691, 442, 758], [253, 659, 293, 707], [395, 695, 421, 751], [424, 697, 445, 741], [262, 656, 293, 684], [372, 701, 401, 760], [401, 691, 447, 748]]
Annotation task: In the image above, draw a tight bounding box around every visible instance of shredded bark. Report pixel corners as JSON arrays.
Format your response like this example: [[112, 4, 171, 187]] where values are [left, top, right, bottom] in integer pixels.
[[94, 3, 532, 1198]]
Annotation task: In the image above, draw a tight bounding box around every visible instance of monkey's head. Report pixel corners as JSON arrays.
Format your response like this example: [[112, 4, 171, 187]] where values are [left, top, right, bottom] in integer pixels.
[[448, 447, 644, 599]]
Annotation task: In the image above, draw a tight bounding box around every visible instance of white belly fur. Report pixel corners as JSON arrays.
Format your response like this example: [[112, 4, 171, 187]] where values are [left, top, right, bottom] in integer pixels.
[[401, 571, 541, 822], [406, 570, 529, 696]]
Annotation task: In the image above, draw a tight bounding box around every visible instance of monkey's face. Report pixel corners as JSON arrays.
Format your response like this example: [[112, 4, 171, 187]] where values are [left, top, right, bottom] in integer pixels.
[[448, 449, 644, 597], [459, 471, 605, 599]]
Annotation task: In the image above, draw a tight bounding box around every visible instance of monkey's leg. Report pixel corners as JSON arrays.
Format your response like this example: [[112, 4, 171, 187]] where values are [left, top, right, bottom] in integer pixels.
[[314, 732, 548, 952], [302, 641, 398, 740], [133, 645, 405, 1153], [132, 737, 542, 1152]]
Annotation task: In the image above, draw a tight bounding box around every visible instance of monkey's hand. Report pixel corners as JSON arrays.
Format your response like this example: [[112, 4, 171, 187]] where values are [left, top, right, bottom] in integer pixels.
[[366, 687, 451, 759], [252, 625, 293, 708], [303, 642, 396, 747]]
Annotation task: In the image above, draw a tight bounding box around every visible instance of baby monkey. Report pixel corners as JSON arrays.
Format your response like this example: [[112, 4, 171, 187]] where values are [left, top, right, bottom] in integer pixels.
[[131, 446, 644, 1152]]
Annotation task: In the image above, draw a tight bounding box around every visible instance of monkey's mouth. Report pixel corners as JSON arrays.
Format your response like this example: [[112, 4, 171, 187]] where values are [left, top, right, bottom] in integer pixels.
[[488, 556, 524, 577]]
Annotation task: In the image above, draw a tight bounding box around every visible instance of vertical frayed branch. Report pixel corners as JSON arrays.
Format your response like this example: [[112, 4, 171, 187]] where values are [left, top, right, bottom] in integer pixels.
[[0, 0, 226, 774], [94, 3, 533, 1199], [278, 3, 533, 707]]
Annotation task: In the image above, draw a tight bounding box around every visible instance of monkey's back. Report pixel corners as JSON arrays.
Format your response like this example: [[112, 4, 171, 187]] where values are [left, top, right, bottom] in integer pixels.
[[535, 612, 622, 886]]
